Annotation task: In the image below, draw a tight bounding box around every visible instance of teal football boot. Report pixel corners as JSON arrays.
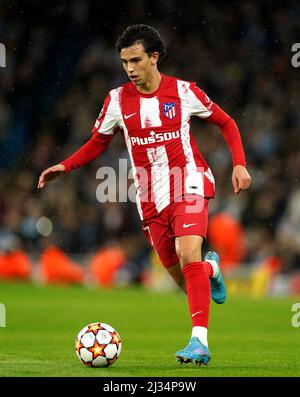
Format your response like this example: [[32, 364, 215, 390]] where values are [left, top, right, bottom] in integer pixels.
[[175, 337, 211, 366], [205, 251, 226, 304]]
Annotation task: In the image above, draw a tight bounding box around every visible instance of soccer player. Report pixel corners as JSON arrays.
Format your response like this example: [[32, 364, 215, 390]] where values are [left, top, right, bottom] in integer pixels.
[[38, 24, 252, 366]]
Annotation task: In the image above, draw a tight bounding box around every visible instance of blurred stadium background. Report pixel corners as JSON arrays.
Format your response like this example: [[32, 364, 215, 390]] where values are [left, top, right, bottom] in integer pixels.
[[1, 0, 300, 297]]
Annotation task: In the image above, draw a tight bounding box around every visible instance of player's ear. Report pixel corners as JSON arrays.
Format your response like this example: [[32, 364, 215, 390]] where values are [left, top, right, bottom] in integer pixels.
[[150, 52, 160, 65]]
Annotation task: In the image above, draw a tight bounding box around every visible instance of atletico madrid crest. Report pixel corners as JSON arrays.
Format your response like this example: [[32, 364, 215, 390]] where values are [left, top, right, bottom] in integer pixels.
[[163, 102, 176, 119]]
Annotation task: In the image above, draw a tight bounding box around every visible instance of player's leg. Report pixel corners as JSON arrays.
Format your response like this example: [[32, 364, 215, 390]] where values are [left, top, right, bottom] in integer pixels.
[[141, 218, 183, 285], [165, 239, 226, 301], [166, 262, 186, 293], [141, 203, 224, 366], [174, 235, 219, 365], [171, 197, 216, 365]]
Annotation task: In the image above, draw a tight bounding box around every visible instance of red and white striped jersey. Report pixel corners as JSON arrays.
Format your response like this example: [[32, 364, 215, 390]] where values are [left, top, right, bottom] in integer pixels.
[[92, 73, 220, 220], [63, 73, 246, 221]]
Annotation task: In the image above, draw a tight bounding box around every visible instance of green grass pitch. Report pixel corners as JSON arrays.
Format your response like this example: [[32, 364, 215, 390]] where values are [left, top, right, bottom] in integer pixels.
[[0, 281, 300, 377]]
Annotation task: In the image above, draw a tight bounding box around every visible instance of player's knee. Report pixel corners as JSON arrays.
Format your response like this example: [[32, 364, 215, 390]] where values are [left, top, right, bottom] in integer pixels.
[[177, 247, 202, 267]]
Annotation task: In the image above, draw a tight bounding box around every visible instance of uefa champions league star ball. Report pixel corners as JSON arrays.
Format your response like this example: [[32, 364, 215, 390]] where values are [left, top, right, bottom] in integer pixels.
[[75, 322, 122, 367]]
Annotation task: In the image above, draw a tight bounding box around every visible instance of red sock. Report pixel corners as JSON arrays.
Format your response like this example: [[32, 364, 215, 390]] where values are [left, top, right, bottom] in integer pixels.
[[182, 262, 213, 328]]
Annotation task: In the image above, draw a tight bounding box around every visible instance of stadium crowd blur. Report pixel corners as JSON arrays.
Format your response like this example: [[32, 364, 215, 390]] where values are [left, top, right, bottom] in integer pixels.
[[1, 1, 300, 293]]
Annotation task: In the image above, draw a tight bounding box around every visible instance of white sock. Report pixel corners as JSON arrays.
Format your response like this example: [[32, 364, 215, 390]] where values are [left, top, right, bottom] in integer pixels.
[[191, 326, 208, 347], [206, 259, 219, 279]]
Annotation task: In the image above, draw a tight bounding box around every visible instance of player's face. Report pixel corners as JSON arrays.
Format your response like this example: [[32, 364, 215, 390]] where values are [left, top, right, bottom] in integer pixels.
[[120, 43, 159, 86]]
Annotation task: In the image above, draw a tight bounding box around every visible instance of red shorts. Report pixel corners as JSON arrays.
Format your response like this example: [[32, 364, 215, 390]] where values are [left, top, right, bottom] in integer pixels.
[[142, 195, 209, 268]]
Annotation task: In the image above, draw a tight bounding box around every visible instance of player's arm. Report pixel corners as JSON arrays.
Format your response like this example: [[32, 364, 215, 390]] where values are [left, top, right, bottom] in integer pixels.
[[206, 104, 251, 195], [37, 91, 120, 189], [188, 83, 252, 194], [37, 131, 117, 189]]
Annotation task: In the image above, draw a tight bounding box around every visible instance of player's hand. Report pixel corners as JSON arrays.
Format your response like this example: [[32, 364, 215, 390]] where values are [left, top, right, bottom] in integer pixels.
[[232, 165, 252, 194], [37, 164, 66, 189]]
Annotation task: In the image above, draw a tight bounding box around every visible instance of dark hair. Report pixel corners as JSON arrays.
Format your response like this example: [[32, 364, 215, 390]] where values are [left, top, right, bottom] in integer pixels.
[[116, 24, 166, 62]]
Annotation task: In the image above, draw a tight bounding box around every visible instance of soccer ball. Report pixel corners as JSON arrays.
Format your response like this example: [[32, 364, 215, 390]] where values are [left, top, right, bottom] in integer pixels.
[[75, 322, 122, 367]]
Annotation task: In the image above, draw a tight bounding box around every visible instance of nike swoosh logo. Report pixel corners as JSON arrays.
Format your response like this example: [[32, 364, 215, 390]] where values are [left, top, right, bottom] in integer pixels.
[[183, 223, 197, 228], [124, 112, 137, 119], [192, 311, 203, 317]]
